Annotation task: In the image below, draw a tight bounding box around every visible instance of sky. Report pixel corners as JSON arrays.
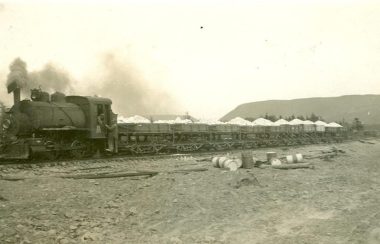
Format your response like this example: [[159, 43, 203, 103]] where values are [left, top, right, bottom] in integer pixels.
[[1, 0, 380, 119]]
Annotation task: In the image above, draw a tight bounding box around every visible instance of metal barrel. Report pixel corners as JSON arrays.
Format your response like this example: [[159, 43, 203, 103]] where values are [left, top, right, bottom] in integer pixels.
[[212, 156, 242, 170], [223, 159, 238, 171], [218, 157, 228, 168], [212, 156, 220, 167], [286, 153, 303, 163], [266, 152, 278, 162], [241, 152, 254, 169], [234, 158, 243, 168]]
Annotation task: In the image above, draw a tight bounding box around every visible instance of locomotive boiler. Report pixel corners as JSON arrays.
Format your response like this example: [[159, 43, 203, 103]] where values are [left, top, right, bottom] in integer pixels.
[[3, 89, 86, 137]]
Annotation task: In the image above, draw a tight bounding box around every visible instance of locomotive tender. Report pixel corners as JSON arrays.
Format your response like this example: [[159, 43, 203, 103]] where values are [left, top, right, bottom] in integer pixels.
[[0, 87, 346, 160]]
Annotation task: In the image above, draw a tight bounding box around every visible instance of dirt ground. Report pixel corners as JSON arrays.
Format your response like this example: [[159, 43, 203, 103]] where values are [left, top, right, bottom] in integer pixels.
[[1, 140, 380, 244]]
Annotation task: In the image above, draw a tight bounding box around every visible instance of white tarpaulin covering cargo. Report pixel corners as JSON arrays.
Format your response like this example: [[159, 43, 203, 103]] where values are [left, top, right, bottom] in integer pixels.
[[252, 118, 274, 126], [154, 117, 193, 124], [196, 119, 225, 125], [315, 120, 328, 126], [289, 119, 304, 125], [302, 120, 315, 125], [227, 117, 253, 126], [173, 117, 192, 124], [326, 122, 343, 128], [273, 119, 290, 125], [119, 115, 150, 123]]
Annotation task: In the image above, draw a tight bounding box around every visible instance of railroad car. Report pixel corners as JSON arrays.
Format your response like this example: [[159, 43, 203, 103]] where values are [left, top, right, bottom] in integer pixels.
[[0, 88, 347, 160]]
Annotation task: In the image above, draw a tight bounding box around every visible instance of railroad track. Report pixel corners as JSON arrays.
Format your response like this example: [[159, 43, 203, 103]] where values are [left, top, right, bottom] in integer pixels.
[[0, 138, 355, 169]]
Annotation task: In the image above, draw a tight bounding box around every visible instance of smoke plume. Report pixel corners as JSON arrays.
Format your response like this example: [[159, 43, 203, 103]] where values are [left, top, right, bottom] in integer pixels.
[[28, 63, 74, 94], [6, 58, 28, 89], [4, 56, 180, 116], [5, 58, 74, 97], [93, 53, 179, 116]]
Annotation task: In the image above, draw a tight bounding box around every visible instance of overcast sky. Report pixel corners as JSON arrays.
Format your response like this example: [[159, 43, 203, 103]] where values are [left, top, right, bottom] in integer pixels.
[[1, 0, 380, 119]]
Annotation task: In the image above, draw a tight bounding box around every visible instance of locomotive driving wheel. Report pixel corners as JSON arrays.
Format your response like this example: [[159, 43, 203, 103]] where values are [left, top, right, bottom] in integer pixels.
[[70, 140, 87, 159], [43, 141, 58, 160]]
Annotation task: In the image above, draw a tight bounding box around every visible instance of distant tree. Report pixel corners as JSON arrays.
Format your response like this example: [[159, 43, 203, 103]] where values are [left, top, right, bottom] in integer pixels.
[[338, 119, 349, 129], [351, 117, 364, 131], [297, 115, 305, 120], [279, 115, 283, 119], [244, 117, 256, 122], [338, 118, 349, 128], [308, 113, 319, 122], [267, 115, 278, 122], [290, 114, 295, 120]]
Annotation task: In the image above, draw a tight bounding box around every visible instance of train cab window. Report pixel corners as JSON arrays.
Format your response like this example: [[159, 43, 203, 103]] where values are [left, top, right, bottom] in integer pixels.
[[97, 104, 105, 126], [97, 104, 104, 116]]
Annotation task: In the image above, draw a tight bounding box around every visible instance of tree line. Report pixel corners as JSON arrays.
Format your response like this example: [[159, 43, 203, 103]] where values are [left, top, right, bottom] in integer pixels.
[[244, 113, 323, 123]]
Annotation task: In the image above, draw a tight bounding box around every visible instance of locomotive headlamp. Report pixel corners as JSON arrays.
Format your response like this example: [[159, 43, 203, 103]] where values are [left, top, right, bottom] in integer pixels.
[[2, 119, 11, 129]]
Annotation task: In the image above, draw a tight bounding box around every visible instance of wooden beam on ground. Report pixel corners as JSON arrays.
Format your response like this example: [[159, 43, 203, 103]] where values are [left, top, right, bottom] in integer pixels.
[[0, 176, 25, 181], [60, 171, 159, 179], [259, 163, 314, 170], [170, 168, 208, 173]]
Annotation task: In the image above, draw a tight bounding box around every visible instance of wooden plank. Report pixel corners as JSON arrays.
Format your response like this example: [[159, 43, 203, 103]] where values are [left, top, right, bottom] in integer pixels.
[[259, 163, 313, 170], [60, 171, 159, 179]]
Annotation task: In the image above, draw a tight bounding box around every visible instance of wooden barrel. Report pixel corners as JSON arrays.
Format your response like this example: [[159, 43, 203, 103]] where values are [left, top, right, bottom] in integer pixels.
[[266, 152, 278, 162], [241, 152, 254, 169], [286, 153, 303, 163]]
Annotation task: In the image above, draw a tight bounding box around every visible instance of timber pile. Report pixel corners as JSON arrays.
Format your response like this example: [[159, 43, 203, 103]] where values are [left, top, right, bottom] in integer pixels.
[[304, 147, 346, 160]]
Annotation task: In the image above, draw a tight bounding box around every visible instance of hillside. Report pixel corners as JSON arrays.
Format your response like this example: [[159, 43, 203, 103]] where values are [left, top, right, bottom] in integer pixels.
[[221, 95, 380, 124]]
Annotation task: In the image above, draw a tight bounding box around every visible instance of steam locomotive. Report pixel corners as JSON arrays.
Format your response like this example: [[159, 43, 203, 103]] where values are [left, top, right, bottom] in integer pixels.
[[0, 87, 113, 159], [0, 87, 347, 160]]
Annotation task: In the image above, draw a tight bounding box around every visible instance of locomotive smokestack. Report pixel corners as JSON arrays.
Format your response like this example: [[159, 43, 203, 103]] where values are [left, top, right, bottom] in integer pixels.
[[7, 81, 21, 104], [13, 88, 21, 104], [6, 58, 28, 105]]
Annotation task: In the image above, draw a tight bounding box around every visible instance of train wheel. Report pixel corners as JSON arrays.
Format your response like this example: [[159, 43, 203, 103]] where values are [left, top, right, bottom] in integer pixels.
[[44, 151, 58, 160], [70, 140, 87, 159]]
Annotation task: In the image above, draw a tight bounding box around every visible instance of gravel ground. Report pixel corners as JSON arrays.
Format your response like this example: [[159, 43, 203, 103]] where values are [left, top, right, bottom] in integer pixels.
[[1, 140, 380, 244]]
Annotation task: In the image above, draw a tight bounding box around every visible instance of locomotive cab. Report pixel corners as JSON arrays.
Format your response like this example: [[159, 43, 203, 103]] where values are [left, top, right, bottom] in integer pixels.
[[66, 96, 112, 139]]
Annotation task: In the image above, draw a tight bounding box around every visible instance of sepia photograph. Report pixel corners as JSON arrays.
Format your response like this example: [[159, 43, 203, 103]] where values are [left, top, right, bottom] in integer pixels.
[[0, 0, 379, 243]]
